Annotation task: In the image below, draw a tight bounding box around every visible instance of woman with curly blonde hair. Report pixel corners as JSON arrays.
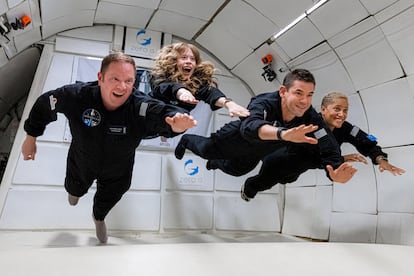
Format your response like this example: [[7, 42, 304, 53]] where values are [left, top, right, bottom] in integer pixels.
[[149, 42, 249, 117]]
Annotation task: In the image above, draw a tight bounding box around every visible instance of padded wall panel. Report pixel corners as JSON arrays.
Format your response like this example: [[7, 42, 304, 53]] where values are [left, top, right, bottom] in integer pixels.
[[163, 155, 214, 191], [381, 6, 414, 75], [332, 162, 377, 214], [377, 146, 414, 212], [360, 78, 414, 147], [162, 192, 213, 230], [377, 212, 414, 245], [12, 143, 68, 186], [130, 152, 162, 191], [0, 189, 95, 229], [106, 192, 161, 231], [215, 193, 280, 231], [330, 212, 377, 243], [282, 186, 332, 239], [335, 27, 403, 91], [55, 36, 110, 57]]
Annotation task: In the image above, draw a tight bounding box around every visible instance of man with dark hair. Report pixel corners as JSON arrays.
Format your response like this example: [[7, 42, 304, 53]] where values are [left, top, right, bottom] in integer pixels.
[[22, 52, 197, 243], [174, 69, 356, 200]]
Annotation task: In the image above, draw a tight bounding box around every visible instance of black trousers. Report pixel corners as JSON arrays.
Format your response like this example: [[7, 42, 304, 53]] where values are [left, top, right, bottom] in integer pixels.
[[64, 150, 132, 221], [180, 121, 284, 176], [243, 147, 321, 198]]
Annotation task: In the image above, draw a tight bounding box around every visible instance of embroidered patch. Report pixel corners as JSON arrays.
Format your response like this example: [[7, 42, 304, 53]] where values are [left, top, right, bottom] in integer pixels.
[[350, 126, 360, 137], [314, 128, 327, 139], [82, 109, 101, 127], [139, 102, 148, 116], [49, 95, 57, 110]]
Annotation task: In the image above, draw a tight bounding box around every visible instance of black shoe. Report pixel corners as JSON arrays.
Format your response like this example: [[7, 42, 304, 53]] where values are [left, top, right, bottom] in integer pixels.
[[206, 160, 219, 170], [240, 184, 251, 202], [174, 137, 187, 160]]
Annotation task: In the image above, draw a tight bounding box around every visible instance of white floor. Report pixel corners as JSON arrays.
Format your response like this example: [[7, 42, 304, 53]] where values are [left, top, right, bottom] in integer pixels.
[[0, 230, 413, 275]]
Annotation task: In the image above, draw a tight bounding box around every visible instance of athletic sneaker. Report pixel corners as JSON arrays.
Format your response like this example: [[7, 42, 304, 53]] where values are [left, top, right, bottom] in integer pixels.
[[206, 160, 218, 170]]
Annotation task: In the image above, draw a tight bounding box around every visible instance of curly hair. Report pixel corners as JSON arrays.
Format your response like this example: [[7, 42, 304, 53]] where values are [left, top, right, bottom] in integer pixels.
[[151, 42, 217, 94]]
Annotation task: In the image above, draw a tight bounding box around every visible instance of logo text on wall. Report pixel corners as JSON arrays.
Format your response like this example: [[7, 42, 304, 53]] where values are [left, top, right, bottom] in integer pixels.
[[178, 159, 203, 185], [124, 28, 162, 59]]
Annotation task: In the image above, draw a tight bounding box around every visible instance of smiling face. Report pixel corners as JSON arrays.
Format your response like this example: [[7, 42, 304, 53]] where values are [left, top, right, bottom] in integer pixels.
[[98, 61, 136, 111], [280, 79, 315, 122], [176, 47, 196, 80], [321, 95, 348, 130]]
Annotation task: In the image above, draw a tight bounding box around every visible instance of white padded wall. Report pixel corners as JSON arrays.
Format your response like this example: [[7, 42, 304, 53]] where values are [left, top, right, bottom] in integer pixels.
[[130, 153, 162, 190], [12, 143, 68, 185], [162, 192, 213, 230], [360, 78, 414, 147], [215, 193, 281, 232], [377, 146, 414, 213], [332, 162, 377, 214], [282, 186, 332, 240], [0, 190, 95, 229], [106, 192, 161, 231], [330, 213, 377, 243], [377, 213, 414, 245], [379, 3, 414, 75]]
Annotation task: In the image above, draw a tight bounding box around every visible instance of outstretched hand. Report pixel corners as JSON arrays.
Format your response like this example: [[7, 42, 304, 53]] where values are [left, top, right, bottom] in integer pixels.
[[281, 124, 319, 144], [165, 113, 197, 133], [326, 163, 357, 183], [344, 153, 368, 164], [377, 160, 405, 176], [177, 88, 199, 104], [225, 101, 250, 118]]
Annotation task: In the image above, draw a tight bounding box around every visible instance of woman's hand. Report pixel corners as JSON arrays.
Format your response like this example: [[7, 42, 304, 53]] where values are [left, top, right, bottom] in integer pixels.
[[176, 88, 199, 104], [223, 101, 250, 117], [343, 153, 368, 164]]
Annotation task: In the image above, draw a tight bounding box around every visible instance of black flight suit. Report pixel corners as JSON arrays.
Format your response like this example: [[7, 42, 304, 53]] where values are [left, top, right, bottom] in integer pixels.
[[24, 81, 187, 220], [149, 77, 225, 112], [243, 117, 387, 199], [177, 91, 343, 177]]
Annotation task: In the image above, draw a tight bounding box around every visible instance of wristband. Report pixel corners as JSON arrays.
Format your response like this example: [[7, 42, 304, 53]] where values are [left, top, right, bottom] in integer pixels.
[[277, 127, 287, 141], [377, 155, 388, 162]]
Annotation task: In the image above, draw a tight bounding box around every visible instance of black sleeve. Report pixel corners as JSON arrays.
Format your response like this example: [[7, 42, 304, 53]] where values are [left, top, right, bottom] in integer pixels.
[[134, 92, 190, 138], [308, 109, 344, 171], [340, 121, 387, 164], [24, 85, 74, 137], [240, 94, 275, 143], [195, 85, 226, 111], [149, 76, 185, 104]]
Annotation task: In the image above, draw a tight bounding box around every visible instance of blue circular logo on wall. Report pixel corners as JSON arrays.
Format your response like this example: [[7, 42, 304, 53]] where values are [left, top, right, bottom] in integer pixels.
[[136, 29, 151, 46], [184, 159, 199, 176]]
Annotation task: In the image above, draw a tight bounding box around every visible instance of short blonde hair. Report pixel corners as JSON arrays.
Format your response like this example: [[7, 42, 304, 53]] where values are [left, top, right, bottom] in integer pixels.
[[321, 92, 348, 108]]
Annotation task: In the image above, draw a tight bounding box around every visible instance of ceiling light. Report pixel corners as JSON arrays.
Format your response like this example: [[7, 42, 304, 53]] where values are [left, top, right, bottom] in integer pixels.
[[269, 0, 330, 42]]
